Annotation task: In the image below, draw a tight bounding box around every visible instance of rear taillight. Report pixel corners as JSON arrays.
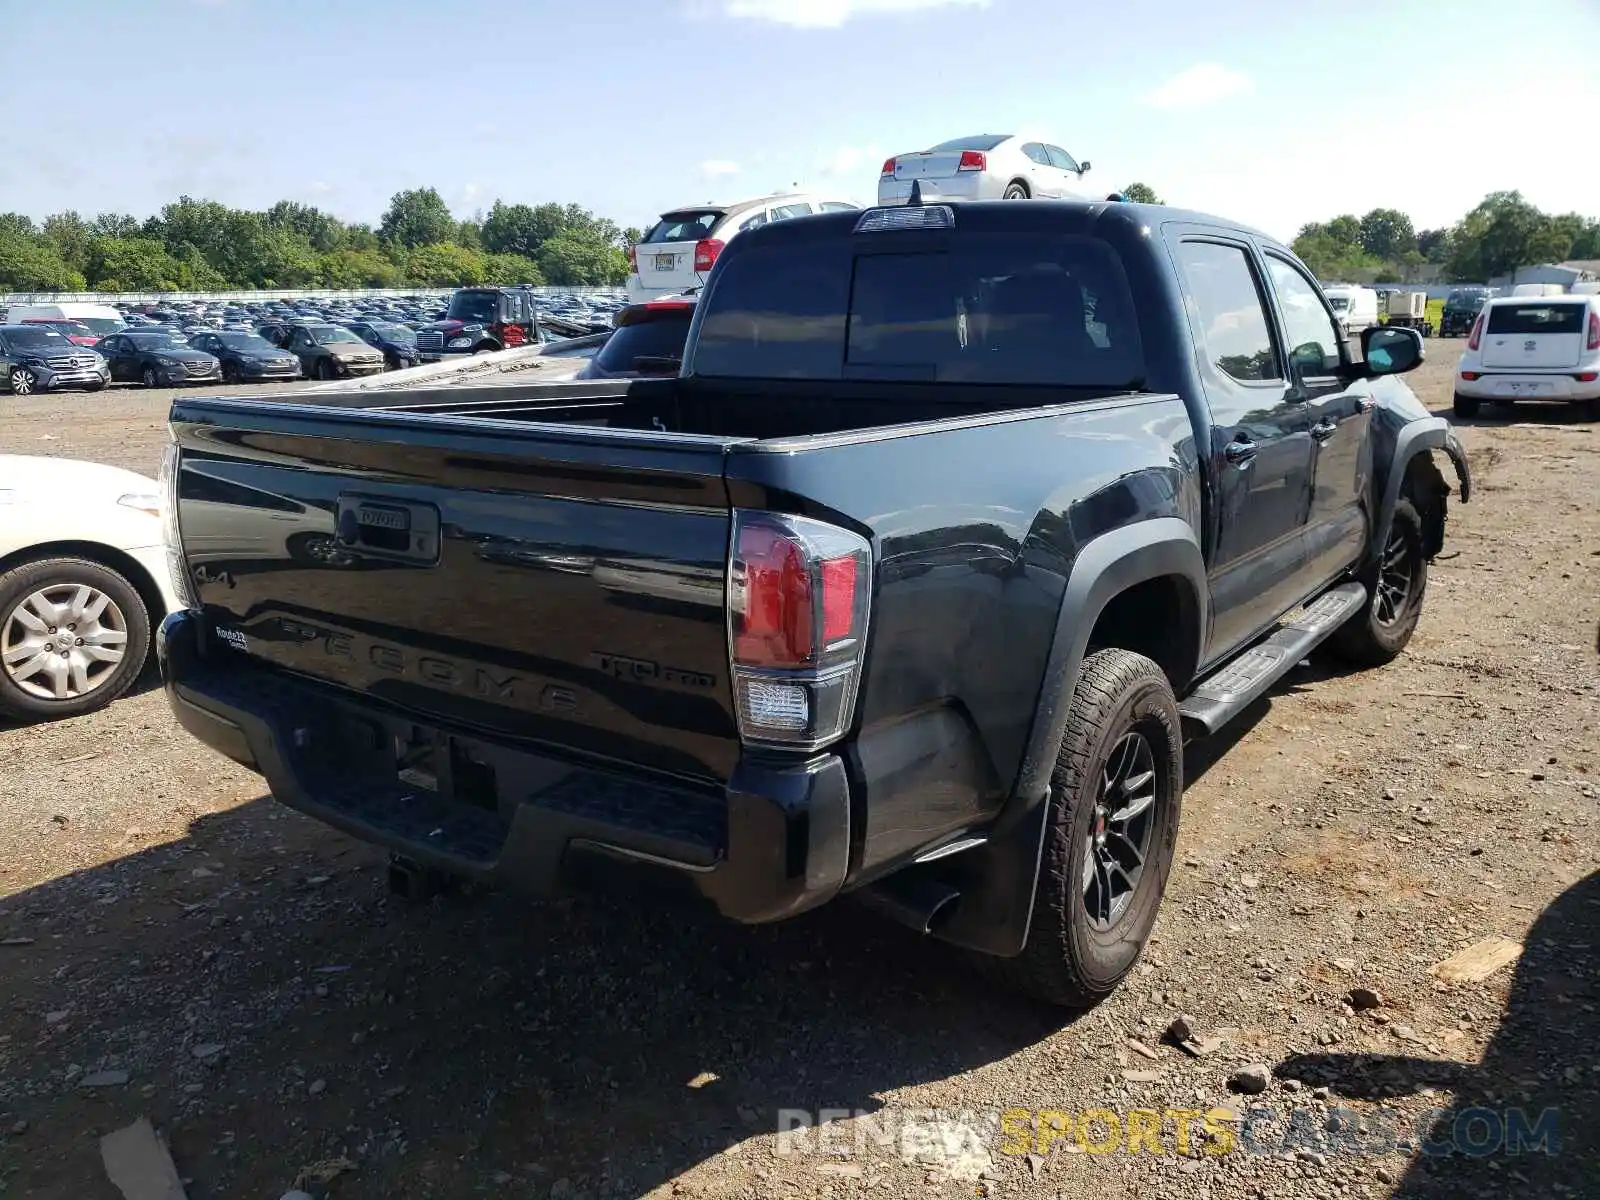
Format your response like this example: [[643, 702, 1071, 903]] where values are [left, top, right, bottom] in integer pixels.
[[1459, 371, 1480, 381], [1467, 313, 1484, 350], [880, 157, 897, 177], [1576, 371, 1598, 382], [728, 510, 871, 749], [693, 238, 724, 273], [1587, 311, 1599, 350], [627, 244, 637, 273], [957, 150, 986, 172]]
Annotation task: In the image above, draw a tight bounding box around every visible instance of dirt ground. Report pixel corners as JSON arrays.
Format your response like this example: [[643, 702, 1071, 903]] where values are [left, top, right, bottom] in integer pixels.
[[0, 360, 1595, 1200]]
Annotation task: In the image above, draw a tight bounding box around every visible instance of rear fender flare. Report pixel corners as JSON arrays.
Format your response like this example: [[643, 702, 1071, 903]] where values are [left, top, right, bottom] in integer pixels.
[[1373, 418, 1471, 559], [931, 517, 1207, 957]]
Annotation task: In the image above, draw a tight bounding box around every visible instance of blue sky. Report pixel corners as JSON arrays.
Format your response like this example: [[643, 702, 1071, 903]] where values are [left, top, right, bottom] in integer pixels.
[[6, 0, 1597, 241]]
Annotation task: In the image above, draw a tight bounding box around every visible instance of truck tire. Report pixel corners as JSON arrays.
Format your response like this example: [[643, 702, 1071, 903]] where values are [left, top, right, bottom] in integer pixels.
[[1327, 499, 1427, 667], [1452, 392, 1480, 418], [0, 555, 151, 722], [982, 648, 1183, 1007]]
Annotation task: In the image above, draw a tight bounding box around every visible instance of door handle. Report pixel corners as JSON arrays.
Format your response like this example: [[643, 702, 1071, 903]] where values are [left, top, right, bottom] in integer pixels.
[[1311, 419, 1339, 442], [1223, 438, 1257, 464]]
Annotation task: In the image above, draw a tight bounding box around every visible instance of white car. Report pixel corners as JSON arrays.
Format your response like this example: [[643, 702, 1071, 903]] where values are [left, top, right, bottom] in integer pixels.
[[1322, 285, 1379, 337], [877, 134, 1091, 206], [626, 193, 859, 303], [0, 456, 179, 721], [1453, 294, 1600, 417]]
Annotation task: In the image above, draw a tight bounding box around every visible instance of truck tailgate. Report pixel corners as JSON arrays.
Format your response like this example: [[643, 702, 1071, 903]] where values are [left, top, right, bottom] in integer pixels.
[[168, 399, 742, 784]]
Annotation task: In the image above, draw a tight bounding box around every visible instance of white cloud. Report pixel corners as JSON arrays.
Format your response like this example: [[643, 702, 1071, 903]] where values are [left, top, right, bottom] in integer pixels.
[[306, 181, 332, 195], [700, 159, 742, 179], [1141, 63, 1255, 110], [716, 0, 988, 29]]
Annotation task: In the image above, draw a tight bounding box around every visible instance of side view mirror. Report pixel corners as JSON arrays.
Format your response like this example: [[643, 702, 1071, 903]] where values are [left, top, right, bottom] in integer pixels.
[[1078, 160, 1092, 175], [1360, 325, 1423, 377]]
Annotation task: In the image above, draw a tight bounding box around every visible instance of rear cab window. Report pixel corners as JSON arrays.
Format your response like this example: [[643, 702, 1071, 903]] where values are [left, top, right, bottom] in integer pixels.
[[1485, 303, 1586, 335], [691, 230, 1145, 387]]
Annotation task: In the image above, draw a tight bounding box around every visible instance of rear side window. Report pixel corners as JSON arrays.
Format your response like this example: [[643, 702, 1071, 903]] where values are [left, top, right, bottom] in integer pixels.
[[593, 310, 694, 373], [1175, 241, 1282, 383], [693, 233, 1145, 387], [643, 211, 723, 244], [1485, 303, 1586, 335]]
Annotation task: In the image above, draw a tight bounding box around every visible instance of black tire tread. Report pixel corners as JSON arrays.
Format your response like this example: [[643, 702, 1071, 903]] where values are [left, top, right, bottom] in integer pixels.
[[980, 648, 1180, 1007], [1327, 499, 1427, 667], [0, 555, 151, 721]]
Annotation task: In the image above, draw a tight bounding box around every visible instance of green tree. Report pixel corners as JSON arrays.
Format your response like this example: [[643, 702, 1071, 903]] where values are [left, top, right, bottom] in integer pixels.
[[1323, 215, 1361, 248], [1121, 182, 1163, 205], [265, 201, 347, 253], [379, 188, 456, 250], [41, 211, 92, 273], [453, 218, 482, 250], [90, 212, 141, 240], [1416, 228, 1452, 264], [483, 253, 543, 285], [1357, 208, 1415, 261], [320, 248, 402, 289], [404, 242, 486, 287], [536, 230, 628, 286], [175, 244, 229, 290], [0, 233, 87, 291], [1446, 191, 1559, 280], [1290, 227, 1379, 280], [85, 237, 183, 290], [0, 213, 38, 240]]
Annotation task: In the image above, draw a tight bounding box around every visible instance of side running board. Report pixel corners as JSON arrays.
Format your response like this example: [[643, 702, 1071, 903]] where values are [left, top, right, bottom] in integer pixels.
[[1179, 581, 1368, 736]]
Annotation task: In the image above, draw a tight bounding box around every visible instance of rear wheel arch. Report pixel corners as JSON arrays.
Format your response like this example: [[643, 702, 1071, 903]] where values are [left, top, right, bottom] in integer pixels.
[[928, 517, 1206, 960]]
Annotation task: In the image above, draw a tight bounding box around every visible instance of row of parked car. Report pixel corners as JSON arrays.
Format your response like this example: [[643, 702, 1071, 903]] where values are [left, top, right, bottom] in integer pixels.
[[1, 289, 627, 395]]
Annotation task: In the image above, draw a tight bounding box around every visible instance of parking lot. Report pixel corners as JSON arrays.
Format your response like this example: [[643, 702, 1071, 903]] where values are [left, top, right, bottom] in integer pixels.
[[0, 359, 1596, 1199]]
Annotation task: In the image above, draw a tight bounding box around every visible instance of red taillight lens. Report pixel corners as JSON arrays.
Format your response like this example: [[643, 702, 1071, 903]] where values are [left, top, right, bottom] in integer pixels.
[[1459, 371, 1480, 381], [957, 150, 986, 172], [732, 524, 815, 667], [1576, 371, 1598, 382], [1467, 313, 1484, 350], [693, 238, 724, 272], [728, 511, 872, 747], [627, 244, 637, 273], [880, 157, 897, 177], [1587, 311, 1599, 350]]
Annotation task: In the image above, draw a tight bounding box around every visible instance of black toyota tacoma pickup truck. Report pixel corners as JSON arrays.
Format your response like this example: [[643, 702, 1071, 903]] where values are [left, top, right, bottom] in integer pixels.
[[157, 198, 1470, 1006]]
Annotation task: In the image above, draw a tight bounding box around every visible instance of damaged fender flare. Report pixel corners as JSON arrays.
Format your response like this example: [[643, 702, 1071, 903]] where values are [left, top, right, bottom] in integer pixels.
[[1372, 417, 1471, 562]]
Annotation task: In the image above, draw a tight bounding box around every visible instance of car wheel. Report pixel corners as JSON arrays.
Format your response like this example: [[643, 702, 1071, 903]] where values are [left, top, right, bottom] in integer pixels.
[[1452, 392, 1480, 418], [0, 556, 151, 722], [978, 648, 1183, 1007], [1327, 499, 1427, 668], [141, 366, 159, 388], [8, 368, 39, 396], [1002, 181, 1030, 200], [222, 361, 240, 384], [316, 359, 335, 381]]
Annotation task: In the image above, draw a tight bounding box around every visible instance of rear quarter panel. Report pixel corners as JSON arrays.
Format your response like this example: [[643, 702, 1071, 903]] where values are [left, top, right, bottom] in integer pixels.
[[725, 395, 1201, 878]]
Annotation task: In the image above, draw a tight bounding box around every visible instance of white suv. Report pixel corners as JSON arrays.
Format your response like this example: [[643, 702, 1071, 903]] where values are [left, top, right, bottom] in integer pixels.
[[626, 193, 858, 303], [1454, 294, 1600, 417]]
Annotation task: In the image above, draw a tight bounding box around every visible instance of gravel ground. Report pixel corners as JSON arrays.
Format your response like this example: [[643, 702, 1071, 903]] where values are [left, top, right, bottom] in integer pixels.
[[0, 359, 1595, 1199]]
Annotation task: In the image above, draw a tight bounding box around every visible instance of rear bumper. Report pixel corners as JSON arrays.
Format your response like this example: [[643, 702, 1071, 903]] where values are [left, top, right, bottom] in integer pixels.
[[626, 273, 706, 303], [1456, 371, 1599, 401], [157, 609, 850, 924]]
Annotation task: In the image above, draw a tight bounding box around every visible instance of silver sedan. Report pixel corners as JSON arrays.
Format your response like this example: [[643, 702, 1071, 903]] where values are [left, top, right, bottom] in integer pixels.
[[877, 134, 1092, 205]]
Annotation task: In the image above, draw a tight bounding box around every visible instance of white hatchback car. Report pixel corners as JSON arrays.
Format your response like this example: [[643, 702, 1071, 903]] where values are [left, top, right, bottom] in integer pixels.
[[1454, 295, 1600, 417], [626, 193, 859, 303], [0, 456, 180, 721], [877, 134, 1092, 206]]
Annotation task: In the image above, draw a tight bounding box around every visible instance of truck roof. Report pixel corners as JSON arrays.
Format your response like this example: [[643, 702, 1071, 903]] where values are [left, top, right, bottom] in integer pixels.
[[727, 197, 1284, 255]]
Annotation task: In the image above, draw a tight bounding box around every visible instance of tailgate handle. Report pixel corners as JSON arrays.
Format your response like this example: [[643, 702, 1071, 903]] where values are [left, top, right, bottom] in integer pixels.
[[335, 494, 442, 564]]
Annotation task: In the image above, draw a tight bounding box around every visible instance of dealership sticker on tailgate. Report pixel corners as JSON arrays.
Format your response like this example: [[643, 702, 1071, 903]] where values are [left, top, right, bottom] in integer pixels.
[[216, 627, 249, 652]]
